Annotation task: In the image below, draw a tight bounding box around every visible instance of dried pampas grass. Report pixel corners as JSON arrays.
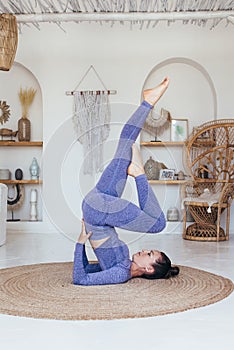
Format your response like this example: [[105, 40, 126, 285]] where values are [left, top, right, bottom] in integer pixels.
[[18, 87, 36, 118]]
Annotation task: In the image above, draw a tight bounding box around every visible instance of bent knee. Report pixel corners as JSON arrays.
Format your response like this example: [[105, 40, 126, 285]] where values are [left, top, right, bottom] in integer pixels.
[[147, 214, 166, 233]]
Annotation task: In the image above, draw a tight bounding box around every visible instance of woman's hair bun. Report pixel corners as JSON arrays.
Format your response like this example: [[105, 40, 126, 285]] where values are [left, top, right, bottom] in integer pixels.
[[165, 265, 180, 278]]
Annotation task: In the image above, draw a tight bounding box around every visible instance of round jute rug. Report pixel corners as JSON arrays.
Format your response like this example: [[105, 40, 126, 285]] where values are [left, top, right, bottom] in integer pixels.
[[0, 262, 233, 320]]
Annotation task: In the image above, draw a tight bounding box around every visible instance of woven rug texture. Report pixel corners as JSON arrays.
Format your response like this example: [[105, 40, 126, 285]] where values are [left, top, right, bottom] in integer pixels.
[[0, 262, 233, 320]]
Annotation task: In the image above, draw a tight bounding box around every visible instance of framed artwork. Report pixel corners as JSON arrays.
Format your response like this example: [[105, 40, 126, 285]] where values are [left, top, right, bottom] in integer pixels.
[[159, 169, 175, 181], [171, 119, 188, 142]]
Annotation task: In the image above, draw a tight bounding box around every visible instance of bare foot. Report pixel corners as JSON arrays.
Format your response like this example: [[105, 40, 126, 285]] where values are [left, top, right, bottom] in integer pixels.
[[143, 77, 170, 106], [128, 144, 145, 178]]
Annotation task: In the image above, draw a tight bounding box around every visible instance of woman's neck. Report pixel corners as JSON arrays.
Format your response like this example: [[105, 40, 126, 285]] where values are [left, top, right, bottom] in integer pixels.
[[130, 262, 145, 278]]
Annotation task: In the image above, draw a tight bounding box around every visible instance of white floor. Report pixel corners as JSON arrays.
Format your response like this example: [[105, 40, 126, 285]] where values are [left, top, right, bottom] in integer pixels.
[[0, 231, 233, 350]]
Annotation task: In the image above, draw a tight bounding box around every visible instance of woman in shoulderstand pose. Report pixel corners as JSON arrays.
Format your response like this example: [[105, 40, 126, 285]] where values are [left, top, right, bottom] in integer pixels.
[[73, 77, 179, 285]]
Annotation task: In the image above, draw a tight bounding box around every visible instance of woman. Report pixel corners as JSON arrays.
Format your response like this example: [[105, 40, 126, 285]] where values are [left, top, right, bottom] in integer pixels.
[[73, 77, 179, 285]]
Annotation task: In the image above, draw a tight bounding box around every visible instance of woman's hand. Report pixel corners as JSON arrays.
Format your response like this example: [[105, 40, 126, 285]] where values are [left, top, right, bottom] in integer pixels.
[[77, 219, 92, 244]]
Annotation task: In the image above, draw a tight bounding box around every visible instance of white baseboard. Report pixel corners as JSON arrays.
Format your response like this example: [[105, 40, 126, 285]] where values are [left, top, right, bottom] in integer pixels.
[[6, 221, 59, 234], [6, 220, 233, 236], [6, 220, 184, 235]]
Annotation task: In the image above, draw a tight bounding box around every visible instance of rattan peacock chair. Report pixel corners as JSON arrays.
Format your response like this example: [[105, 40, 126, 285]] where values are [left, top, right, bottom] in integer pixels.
[[182, 119, 234, 241]]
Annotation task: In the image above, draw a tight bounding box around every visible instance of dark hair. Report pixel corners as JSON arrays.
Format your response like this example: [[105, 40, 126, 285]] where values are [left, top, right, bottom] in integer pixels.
[[142, 252, 179, 280]]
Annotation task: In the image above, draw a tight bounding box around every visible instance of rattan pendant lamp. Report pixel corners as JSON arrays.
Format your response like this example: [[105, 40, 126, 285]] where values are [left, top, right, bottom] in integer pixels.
[[0, 13, 18, 71]]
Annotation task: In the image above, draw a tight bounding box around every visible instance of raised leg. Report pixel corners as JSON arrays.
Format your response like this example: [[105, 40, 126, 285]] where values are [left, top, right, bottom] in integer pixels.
[[103, 194, 165, 233], [95, 101, 152, 197], [95, 77, 169, 198]]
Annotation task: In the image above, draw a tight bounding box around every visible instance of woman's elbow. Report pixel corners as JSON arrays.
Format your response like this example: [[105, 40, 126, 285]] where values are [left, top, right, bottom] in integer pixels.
[[73, 276, 86, 286], [73, 271, 83, 285], [73, 275, 80, 285]]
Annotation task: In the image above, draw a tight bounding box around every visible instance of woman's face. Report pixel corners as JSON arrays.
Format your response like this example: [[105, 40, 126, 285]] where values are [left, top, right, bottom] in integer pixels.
[[132, 249, 162, 269]]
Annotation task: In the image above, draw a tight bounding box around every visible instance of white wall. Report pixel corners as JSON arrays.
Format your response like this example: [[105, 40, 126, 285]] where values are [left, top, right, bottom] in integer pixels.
[[2, 20, 234, 238]]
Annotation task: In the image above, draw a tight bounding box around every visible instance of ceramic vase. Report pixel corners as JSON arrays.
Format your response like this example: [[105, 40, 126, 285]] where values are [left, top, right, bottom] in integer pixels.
[[18, 117, 31, 142]]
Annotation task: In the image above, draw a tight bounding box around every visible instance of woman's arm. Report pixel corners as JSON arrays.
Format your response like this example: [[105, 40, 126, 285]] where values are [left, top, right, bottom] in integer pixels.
[[73, 220, 131, 285], [73, 243, 130, 286], [75, 220, 101, 273], [81, 243, 102, 273]]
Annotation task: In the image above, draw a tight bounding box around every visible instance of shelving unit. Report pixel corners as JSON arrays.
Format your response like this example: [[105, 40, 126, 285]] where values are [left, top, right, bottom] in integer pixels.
[[140, 140, 186, 183], [0, 141, 43, 184], [1, 140, 43, 222], [140, 141, 186, 182], [140, 141, 185, 147], [140, 138, 188, 228], [0, 180, 42, 184], [0, 141, 43, 147], [148, 179, 190, 185]]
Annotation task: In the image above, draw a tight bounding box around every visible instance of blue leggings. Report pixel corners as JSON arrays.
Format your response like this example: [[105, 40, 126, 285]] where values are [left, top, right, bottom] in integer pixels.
[[82, 101, 166, 240]]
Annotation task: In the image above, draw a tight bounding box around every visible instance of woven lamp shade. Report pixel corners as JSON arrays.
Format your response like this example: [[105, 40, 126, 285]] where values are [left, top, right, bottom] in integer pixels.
[[0, 14, 18, 71]]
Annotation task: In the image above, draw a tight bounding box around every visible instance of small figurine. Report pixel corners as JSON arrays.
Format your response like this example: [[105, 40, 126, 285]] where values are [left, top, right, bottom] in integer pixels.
[[30, 157, 40, 180], [0, 128, 18, 141], [177, 170, 185, 180], [15, 168, 23, 180]]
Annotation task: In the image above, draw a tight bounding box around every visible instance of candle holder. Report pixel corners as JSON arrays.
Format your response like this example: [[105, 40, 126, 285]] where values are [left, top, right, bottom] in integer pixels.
[[30, 188, 38, 221]]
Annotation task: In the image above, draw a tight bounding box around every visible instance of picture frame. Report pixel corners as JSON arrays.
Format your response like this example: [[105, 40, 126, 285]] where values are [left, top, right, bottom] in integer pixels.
[[159, 169, 175, 181], [170, 119, 188, 142]]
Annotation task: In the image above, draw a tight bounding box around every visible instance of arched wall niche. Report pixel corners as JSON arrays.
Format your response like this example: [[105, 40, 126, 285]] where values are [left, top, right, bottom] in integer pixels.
[[142, 57, 217, 133], [0, 61, 43, 221], [0, 61, 43, 140]]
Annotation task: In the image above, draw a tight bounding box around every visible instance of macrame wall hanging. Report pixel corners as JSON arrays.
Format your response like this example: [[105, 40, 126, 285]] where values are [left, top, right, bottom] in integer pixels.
[[144, 107, 171, 142], [67, 65, 116, 175]]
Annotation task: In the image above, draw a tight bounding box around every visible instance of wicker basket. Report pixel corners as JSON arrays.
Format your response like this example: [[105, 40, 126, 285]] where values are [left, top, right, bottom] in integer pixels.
[[184, 223, 226, 242], [0, 14, 18, 71]]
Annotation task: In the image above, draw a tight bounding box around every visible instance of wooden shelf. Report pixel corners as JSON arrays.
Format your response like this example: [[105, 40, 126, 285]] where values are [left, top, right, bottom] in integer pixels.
[[0, 141, 43, 147], [7, 220, 43, 223], [0, 180, 42, 184], [140, 141, 185, 147], [148, 180, 190, 185], [195, 179, 234, 183]]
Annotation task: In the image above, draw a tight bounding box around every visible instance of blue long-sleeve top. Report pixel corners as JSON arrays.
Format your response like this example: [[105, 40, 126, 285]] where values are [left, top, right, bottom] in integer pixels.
[[73, 234, 132, 286]]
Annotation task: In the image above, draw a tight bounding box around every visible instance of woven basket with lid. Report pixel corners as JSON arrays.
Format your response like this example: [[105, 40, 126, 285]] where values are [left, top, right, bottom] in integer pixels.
[[0, 14, 18, 71]]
